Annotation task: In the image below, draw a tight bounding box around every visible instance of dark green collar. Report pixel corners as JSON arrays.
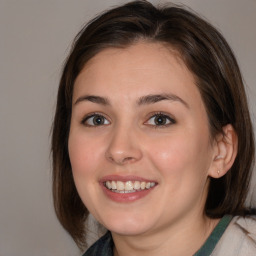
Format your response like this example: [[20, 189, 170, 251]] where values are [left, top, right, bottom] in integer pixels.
[[194, 215, 233, 256], [83, 215, 233, 256]]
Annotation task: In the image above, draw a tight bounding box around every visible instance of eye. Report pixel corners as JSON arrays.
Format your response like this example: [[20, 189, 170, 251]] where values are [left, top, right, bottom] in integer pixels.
[[82, 113, 110, 127], [145, 113, 175, 127]]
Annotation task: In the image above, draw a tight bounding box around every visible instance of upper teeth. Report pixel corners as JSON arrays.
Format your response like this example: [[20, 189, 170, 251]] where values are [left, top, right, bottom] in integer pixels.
[[105, 180, 156, 193]]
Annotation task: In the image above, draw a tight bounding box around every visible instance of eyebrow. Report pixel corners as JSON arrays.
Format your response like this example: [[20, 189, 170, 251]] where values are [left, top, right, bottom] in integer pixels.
[[74, 95, 110, 105], [74, 93, 189, 108], [137, 93, 189, 108]]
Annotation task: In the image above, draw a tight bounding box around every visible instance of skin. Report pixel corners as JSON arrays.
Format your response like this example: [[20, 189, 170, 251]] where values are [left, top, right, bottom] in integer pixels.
[[68, 42, 234, 255]]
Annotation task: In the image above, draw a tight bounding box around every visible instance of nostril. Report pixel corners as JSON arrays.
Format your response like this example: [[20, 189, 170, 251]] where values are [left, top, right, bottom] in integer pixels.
[[125, 157, 133, 161], [107, 155, 136, 165], [122, 157, 134, 163], [105, 138, 143, 164]]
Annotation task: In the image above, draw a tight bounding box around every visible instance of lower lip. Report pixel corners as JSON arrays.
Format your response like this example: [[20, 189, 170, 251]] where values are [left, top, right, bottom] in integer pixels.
[[101, 184, 155, 203]]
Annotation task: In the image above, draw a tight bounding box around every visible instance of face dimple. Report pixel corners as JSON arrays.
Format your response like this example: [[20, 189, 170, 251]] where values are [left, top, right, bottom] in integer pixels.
[[68, 42, 215, 236]]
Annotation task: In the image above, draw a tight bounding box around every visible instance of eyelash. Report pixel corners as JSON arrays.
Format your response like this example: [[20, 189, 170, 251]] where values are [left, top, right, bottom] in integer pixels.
[[81, 112, 110, 127], [144, 112, 176, 128], [81, 112, 176, 128]]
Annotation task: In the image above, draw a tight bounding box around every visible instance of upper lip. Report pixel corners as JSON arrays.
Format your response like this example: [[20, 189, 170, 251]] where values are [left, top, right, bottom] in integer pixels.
[[99, 175, 157, 183]]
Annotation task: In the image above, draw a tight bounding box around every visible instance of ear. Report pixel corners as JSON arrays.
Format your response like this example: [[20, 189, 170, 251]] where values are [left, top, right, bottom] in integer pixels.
[[208, 124, 238, 178]]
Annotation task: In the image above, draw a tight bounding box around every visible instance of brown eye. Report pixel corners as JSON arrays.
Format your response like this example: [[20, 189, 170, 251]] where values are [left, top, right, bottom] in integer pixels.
[[83, 114, 110, 126], [154, 115, 168, 125], [145, 113, 175, 127], [93, 115, 105, 125]]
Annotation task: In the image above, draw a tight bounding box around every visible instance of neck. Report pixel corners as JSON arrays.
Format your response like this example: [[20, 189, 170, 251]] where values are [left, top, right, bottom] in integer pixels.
[[112, 214, 220, 256]]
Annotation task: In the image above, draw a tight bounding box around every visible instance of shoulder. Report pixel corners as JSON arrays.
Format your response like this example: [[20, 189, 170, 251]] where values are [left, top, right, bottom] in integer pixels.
[[212, 216, 256, 256], [82, 231, 113, 256]]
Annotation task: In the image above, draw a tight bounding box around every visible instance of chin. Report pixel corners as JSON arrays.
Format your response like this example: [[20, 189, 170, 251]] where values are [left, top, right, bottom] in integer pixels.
[[109, 225, 149, 236], [100, 214, 154, 236]]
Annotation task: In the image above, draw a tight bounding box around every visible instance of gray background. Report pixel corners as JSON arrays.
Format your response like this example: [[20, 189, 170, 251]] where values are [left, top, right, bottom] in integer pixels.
[[1, 0, 256, 255]]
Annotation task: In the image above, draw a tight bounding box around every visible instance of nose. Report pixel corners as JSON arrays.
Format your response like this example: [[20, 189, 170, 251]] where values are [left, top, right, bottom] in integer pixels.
[[105, 126, 143, 165]]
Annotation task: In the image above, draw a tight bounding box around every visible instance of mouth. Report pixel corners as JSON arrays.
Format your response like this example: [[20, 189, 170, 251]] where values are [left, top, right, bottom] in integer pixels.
[[100, 176, 158, 202], [104, 180, 156, 193]]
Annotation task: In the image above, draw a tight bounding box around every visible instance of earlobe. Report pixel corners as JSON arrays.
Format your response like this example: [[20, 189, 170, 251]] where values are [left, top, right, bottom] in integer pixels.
[[209, 124, 238, 178]]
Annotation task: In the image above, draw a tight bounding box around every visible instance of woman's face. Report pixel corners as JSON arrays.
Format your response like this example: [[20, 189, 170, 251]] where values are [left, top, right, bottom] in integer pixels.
[[68, 42, 217, 236]]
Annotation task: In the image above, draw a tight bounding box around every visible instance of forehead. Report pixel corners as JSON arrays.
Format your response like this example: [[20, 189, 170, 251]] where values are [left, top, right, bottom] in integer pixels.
[[83, 42, 184, 71], [73, 42, 202, 108], [76, 42, 187, 82]]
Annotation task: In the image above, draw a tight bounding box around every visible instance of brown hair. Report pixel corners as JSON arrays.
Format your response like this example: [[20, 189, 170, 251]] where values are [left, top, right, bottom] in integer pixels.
[[52, 0, 255, 249]]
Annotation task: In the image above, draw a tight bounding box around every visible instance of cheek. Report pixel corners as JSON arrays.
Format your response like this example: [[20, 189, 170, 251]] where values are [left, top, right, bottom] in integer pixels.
[[147, 129, 212, 180], [68, 132, 104, 176], [148, 135, 190, 166], [68, 132, 105, 211]]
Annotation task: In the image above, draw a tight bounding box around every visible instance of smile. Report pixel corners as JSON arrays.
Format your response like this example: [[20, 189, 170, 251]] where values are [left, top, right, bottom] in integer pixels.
[[104, 180, 156, 193]]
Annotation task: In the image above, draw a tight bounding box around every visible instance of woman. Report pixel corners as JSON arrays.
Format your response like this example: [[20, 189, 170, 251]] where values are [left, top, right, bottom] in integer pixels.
[[51, 1, 256, 255]]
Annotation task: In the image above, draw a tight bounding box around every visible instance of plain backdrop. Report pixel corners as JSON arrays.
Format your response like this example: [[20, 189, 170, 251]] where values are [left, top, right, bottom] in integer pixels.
[[1, 0, 256, 255]]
